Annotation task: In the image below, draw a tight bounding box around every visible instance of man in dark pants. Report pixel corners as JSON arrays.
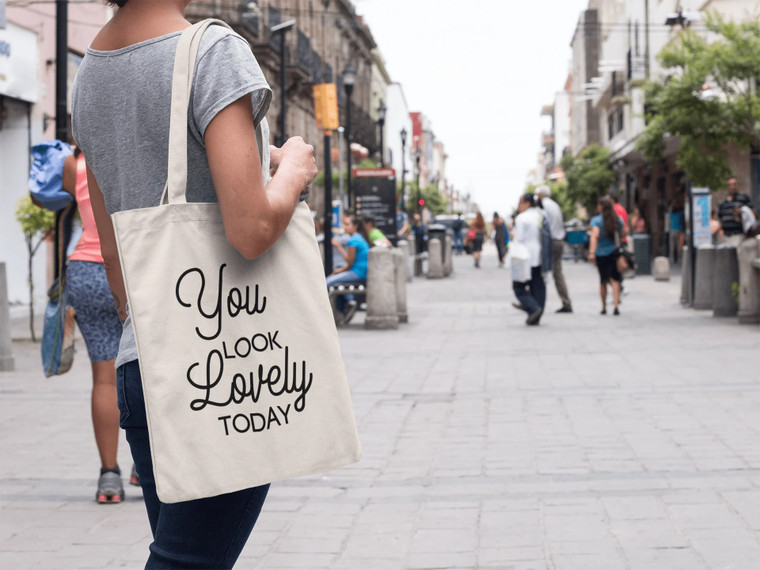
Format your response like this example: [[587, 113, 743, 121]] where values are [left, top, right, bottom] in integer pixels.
[[536, 185, 572, 312], [718, 175, 753, 246], [512, 193, 545, 325]]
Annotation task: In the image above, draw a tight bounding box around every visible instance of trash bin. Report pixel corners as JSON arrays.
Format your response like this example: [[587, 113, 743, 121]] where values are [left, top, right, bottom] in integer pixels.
[[633, 233, 651, 275], [427, 224, 448, 265]]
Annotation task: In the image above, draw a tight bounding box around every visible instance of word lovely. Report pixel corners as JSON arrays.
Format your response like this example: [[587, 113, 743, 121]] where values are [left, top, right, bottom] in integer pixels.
[[175, 264, 314, 436]]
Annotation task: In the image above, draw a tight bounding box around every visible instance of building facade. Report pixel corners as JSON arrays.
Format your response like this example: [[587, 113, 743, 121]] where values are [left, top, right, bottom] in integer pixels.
[[2, 1, 111, 307]]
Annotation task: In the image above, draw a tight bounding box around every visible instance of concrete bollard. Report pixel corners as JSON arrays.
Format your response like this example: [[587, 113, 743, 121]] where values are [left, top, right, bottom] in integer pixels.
[[391, 249, 408, 323], [398, 240, 413, 283], [365, 247, 399, 330], [427, 238, 444, 279], [680, 247, 692, 306], [653, 256, 670, 281], [444, 235, 453, 276], [738, 237, 760, 324], [413, 239, 424, 277], [712, 245, 739, 317], [693, 245, 715, 310], [0, 263, 15, 371]]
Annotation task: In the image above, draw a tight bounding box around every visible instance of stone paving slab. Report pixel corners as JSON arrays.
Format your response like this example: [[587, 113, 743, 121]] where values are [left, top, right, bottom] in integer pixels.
[[2, 246, 759, 569]]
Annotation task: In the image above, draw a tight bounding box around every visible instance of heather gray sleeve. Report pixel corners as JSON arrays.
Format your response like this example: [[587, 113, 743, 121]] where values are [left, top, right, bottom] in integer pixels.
[[191, 29, 272, 139]]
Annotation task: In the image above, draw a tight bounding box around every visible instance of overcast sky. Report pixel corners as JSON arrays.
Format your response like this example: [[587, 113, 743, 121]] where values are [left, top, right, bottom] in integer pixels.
[[355, 0, 591, 216]]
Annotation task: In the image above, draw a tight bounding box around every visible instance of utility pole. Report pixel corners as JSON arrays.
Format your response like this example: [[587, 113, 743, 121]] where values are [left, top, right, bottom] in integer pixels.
[[644, 0, 650, 79], [56, 0, 68, 142], [54, 0, 69, 281], [323, 130, 334, 276]]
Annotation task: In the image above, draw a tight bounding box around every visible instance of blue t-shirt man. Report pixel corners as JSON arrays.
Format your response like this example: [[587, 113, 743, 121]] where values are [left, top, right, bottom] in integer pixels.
[[347, 233, 370, 279], [590, 215, 624, 257]]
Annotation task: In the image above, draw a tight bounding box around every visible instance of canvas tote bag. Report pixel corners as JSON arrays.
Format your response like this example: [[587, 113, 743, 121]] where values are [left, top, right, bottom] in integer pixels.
[[112, 19, 361, 503]]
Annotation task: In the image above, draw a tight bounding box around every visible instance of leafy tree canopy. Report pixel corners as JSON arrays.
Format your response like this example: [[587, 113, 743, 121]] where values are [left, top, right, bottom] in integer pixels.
[[636, 13, 760, 190], [559, 144, 615, 215]]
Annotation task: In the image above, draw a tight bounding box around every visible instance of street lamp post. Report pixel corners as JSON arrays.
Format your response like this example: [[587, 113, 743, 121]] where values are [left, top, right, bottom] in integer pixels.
[[342, 62, 356, 209], [271, 19, 296, 147], [415, 147, 422, 213], [400, 127, 407, 211], [376, 102, 387, 167]]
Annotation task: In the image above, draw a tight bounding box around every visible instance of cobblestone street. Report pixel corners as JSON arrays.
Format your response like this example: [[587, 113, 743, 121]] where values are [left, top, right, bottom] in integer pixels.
[[2, 247, 759, 569]]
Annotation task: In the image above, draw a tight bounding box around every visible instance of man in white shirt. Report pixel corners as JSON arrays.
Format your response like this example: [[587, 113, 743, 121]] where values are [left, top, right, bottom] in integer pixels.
[[512, 193, 545, 325], [536, 185, 572, 313]]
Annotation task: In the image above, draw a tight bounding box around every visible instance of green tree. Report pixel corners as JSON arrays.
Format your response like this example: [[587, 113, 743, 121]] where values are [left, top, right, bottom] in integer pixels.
[[403, 181, 447, 215], [636, 13, 760, 190], [560, 144, 615, 215], [15, 197, 56, 341]]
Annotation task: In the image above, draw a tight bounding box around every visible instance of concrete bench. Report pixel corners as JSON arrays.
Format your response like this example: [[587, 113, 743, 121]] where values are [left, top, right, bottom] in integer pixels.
[[738, 237, 760, 324], [328, 283, 366, 326]]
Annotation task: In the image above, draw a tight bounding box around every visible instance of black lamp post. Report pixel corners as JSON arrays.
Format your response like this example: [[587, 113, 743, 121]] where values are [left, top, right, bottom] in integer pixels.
[[271, 19, 296, 147], [415, 147, 422, 213], [376, 102, 387, 167], [400, 127, 407, 211], [342, 62, 357, 209]]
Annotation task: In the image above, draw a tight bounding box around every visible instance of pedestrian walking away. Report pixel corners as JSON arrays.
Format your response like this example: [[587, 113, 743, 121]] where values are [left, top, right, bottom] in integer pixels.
[[536, 185, 572, 313], [51, 149, 126, 503], [452, 213, 464, 255], [470, 210, 487, 268], [72, 0, 318, 566], [492, 212, 508, 268], [589, 196, 627, 316], [511, 193, 545, 325]]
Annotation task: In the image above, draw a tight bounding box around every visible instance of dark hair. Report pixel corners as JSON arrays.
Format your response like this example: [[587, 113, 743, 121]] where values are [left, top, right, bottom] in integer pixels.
[[346, 214, 370, 245], [362, 214, 376, 225], [520, 193, 535, 207], [599, 196, 618, 239], [104, 0, 129, 7], [727, 175, 738, 181]]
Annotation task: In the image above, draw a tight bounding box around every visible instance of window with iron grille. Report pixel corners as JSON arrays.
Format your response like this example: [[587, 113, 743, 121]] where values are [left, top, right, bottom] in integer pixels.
[[312, 50, 322, 83], [296, 30, 311, 73], [268, 7, 282, 53], [241, 0, 259, 37]]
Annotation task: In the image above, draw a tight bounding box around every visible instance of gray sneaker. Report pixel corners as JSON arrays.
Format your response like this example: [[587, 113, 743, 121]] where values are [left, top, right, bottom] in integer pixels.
[[96, 468, 124, 504]]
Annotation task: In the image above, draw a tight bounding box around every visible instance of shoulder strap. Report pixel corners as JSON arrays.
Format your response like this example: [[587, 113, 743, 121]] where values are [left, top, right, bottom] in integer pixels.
[[163, 19, 232, 205]]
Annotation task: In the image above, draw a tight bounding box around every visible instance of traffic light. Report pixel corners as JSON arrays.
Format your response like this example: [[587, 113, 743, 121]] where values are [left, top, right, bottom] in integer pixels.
[[418, 199, 425, 207]]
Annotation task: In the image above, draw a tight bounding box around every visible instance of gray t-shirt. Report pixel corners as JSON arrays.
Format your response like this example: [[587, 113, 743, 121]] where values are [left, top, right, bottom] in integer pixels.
[[72, 25, 272, 368]]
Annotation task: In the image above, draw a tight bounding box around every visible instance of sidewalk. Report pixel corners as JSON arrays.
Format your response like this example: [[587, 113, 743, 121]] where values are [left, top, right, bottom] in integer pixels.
[[2, 247, 759, 569]]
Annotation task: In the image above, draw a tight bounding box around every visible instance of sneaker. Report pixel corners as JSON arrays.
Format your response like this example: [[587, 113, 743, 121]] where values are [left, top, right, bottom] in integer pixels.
[[96, 467, 124, 504], [129, 464, 140, 487], [555, 305, 573, 313], [600, 308, 607, 315], [613, 307, 620, 316], [343, 300, 358, 324], [526, 309, 543, 326], [512, 302, 525, 312]]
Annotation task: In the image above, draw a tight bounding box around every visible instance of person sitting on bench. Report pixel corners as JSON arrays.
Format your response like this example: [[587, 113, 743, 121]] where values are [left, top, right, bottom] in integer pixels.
[[327, 214, 370, 322]]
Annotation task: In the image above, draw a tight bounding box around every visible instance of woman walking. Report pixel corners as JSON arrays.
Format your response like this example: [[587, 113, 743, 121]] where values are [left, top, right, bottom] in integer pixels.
[[328, 214, 371, 322], [73, 0, 317, 567], [61, 150, 126, 503], [470, 211, 487, 268], [589, 196, 628, 315]]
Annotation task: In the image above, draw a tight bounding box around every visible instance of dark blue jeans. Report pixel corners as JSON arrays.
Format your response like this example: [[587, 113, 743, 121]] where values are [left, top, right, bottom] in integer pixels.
[[513, 266, 546, 314], [117, 361, 269, 569]]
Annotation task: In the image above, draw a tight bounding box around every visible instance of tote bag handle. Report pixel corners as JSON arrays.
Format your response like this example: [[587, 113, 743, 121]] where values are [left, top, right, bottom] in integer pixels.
[[163, 19, 231, 205]]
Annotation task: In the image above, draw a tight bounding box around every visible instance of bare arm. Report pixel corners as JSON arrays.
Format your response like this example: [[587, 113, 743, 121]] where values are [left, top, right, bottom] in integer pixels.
[[205, 95, 317, 260], [331, 246, 356, 275], [588, 225, 599, 262], [87, 164, 128, 322]]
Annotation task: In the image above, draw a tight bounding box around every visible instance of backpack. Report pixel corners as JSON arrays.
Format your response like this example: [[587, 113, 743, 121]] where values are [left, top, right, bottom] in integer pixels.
[[539, 212, 553, 272], [28, 140, 74, 211]]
